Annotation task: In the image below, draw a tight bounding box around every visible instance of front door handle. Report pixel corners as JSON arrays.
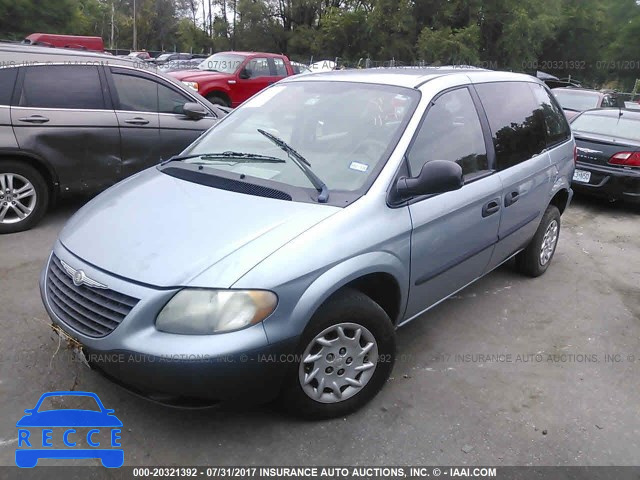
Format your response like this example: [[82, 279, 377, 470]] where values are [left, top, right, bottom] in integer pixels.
[[18, 115, 49, 124], [504, 191, 520, 207], [124, 117, 150, 125], [482, 198, 501, 217]]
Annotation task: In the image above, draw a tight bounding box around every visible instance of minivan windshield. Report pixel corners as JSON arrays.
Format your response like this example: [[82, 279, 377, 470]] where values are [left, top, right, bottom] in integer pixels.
[[198, 53, 245, 73], [176, 81, 420, 195]]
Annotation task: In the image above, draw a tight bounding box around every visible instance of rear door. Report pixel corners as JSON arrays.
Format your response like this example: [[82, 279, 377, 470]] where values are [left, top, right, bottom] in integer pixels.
[[404, 86, 503, 319], [475, 81, 555, 270], [11, 64, 121, 194], [0, 67, 19, 149], [106, 67, 162, 179], [271, 57, 290, 80]]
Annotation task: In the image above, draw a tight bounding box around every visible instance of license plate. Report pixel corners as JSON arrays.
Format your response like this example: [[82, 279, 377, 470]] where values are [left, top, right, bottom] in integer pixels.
[[573, 169, 591, 183]]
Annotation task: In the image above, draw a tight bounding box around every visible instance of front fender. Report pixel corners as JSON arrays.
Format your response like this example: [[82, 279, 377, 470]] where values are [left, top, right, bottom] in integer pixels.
[[201, 83, 232, 98], [261, 251, 409, 345]]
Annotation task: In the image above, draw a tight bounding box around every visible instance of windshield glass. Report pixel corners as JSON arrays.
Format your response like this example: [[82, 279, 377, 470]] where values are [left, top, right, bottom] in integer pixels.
[[572, 113, 640, 142], [198, 53, 245, 73], [179, 81, 419, 194], [157, 53, 172, 61], [553, 90, 600, 111]]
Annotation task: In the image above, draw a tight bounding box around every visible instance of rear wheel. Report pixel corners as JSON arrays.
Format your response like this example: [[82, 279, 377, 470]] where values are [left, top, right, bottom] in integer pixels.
[[206, 93, 230, 107], [516, 205, 561, 277], [281, 289, 396, 419], [0, 160, 49, 234]]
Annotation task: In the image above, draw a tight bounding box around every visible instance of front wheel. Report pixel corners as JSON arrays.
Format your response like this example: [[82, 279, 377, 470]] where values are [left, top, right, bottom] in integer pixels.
[[516, 205, 561, 277], [0, 160, 49, 234], [206, 94, 230, 107], [280, 289, 396, 419]]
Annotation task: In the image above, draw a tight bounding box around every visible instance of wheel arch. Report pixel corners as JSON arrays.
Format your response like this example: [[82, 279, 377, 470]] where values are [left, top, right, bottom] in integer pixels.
[[203, 89, 232, 107], [549, 187, 570, 215], [264, 252, 408, 344], [0, 150, 58, 201]]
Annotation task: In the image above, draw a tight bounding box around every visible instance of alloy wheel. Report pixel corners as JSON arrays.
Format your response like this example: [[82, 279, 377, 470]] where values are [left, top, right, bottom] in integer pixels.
[[0, 173, 37, 224], [540, 219, 558, 266]]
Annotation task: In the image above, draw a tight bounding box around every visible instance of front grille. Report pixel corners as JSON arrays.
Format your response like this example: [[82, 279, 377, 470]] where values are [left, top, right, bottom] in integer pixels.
[[45, 254, 139, 338]]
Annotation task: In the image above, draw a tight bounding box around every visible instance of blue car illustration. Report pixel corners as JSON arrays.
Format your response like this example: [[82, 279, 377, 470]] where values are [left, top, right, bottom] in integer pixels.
[[16, 391, 123, 468]]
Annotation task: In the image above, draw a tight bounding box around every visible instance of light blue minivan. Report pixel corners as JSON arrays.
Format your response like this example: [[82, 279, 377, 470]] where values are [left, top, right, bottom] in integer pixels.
[[41, 68, 575, 418]]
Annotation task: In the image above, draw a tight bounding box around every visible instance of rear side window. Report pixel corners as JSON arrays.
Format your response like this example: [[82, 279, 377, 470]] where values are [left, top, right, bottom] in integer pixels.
[[273, 58, 287, 76], [112, 72, 158, 112], [601, 96, 616, 107], [475, 82, 547, 170], [0, 68, 18, 105], [529, 83, 571, 147], [19, 66, 104, 109]]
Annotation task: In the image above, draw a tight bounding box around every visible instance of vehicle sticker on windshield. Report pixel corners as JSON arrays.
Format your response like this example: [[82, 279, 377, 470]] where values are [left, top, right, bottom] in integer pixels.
[[349, 161, 369, 172]]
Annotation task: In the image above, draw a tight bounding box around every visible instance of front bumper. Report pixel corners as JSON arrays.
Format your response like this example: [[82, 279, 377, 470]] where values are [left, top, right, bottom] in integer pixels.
[[39, 242, 297, 406], [572, 161, 640, 203]]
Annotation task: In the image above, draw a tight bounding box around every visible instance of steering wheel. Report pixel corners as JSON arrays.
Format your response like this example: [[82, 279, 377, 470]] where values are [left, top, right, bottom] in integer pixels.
[[351, 139, 388, 162]]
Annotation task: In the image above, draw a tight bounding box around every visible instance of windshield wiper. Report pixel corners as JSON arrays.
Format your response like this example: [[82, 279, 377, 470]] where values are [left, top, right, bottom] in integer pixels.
[[163, 151, 285, 164], [257, 129, 329, 203]]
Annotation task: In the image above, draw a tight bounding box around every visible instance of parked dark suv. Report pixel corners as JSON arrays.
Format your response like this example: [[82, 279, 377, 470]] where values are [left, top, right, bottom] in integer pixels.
[[0, 44, 224, 233]]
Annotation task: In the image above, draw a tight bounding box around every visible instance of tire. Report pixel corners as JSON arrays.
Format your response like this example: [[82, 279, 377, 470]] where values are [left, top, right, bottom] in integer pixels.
[[280, 288, 396, 419], [206, 94, 230, 107], [0, 160, 49, 234], [516, 205, 561, 277]]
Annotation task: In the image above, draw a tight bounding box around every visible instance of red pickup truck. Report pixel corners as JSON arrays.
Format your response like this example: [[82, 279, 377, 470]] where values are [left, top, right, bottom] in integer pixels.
[[169, 51, 295, 108]]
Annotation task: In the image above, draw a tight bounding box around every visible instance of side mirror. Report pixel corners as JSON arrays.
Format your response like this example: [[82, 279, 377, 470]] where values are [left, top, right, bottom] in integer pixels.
[[396, 160, 463, 198], [183, 102, 207, 120], [239, 67, 251, 79]]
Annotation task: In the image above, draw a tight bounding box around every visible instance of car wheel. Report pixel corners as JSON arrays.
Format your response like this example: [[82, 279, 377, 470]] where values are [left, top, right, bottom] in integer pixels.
[[281, 288, 396, 419], [0, 160, 49, 234], [516, 205, 561, 277], [206, 94, 229, 107]]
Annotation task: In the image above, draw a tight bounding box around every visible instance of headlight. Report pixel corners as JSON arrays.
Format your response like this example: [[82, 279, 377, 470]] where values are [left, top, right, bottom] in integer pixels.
[[182, 81, 199, 91], [156, 289, 277, 334]]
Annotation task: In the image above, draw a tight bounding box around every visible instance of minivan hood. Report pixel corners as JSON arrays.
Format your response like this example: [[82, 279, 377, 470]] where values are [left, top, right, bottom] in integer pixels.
[[59, 169, 339, 288]]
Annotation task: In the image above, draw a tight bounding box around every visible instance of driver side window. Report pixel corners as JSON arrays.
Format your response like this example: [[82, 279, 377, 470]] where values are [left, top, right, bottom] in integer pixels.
[[158, 83, 193, 115], [246, 58, 270, 78], [407, 88, 489, 181]]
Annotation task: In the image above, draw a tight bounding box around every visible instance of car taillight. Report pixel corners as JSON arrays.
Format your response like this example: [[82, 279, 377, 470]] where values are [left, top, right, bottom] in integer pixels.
[[608, 151, 640, 167], [573, 145, 577, 165]]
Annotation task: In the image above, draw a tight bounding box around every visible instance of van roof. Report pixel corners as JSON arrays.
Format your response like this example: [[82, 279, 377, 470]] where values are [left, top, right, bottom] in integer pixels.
[[283, 67, 541, 89], [0, 43, 142, 67]]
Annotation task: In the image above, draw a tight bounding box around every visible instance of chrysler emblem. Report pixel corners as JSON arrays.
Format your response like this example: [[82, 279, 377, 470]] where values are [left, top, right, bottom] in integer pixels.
[[576, 147, 602, 155], [60, 259, 108, 289]]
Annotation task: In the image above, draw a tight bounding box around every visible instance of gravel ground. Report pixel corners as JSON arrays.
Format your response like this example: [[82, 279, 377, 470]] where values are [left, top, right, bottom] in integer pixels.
[[0, 193, 638, 468]]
